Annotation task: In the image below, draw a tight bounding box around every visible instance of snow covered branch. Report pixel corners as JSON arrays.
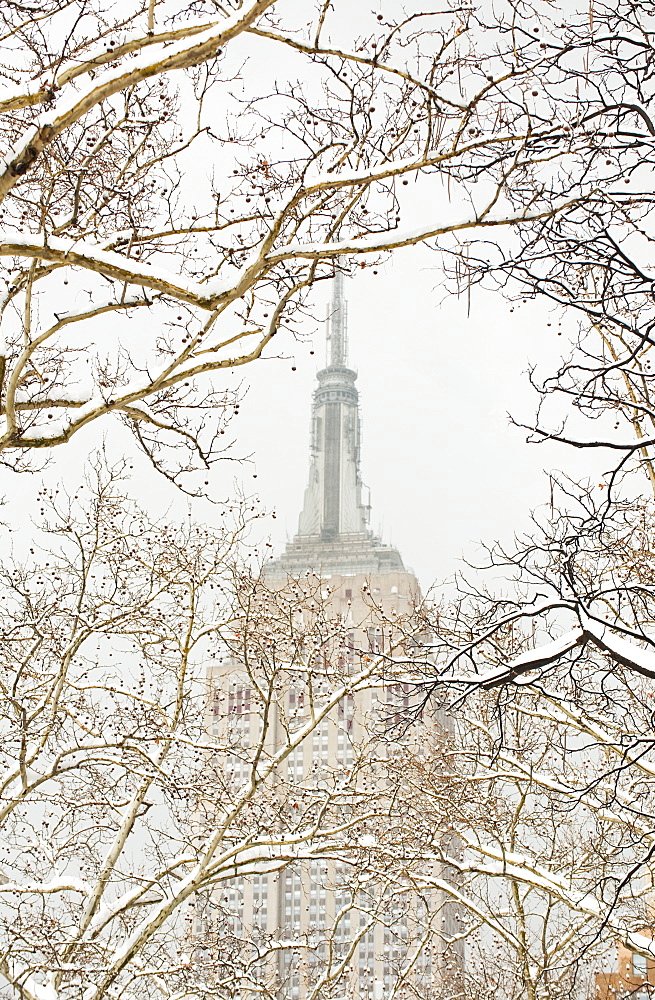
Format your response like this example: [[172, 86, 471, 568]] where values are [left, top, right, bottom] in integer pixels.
[[0, 463, 455, 1000], [0, 0, 636, 482]]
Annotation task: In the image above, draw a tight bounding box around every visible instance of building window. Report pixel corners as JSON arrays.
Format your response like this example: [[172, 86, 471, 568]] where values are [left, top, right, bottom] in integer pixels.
[[283, 868, 302, 931], [312, 723, 329, 761], [334, 872, 352, 957], [228, 685, 251, 715], [288, 686, 306, 730], [309, 863, 327, 929], [384, 682, 413, 725], [253, 874, 268, 932], [221, 880, 243, 937], [367, 626, 383, 653], [633, 952, 648, 976], [337, 727, 353, 767], [359, 923, 376, 978], [338, 693, 354, 731], [288, 687, 305, 710], [287, 745, 304, 784], [228, 755, 251, 787]]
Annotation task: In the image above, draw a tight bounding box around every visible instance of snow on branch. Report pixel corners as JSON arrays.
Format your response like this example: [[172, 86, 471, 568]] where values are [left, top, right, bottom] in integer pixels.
[[446, 628, 585, 689], [445, 609, 655, 691], [0, 878, 87, 895], [582, 613, 655, 679], [268, 196, 589, 262], [0, 235, 231, 308], [0, 0, 277, 198]]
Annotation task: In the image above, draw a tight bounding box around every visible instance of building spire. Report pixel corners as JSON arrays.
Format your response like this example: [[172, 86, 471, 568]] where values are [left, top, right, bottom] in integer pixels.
[[266, 273, 406, 576], [327, 270, 348, 367]]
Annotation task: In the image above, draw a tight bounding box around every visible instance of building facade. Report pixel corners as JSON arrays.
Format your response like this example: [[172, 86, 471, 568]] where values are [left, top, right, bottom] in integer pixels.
[[595, 939, 653, 1000]]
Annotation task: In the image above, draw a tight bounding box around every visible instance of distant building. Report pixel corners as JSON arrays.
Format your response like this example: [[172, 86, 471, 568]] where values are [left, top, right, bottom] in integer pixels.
[[206, 275, 461, 999], [595, 938, 653, 999]]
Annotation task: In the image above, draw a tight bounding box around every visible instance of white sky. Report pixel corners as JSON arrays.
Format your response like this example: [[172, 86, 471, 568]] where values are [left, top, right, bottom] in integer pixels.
[[226, 242, 606, 590]]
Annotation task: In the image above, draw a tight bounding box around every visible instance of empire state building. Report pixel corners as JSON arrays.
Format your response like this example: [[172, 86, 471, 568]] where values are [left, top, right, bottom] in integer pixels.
[[206, 275, 461, 1000]]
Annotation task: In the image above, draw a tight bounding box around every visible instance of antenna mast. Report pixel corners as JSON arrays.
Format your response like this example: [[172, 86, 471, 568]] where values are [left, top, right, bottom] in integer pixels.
[[328, 271, 348, 366]]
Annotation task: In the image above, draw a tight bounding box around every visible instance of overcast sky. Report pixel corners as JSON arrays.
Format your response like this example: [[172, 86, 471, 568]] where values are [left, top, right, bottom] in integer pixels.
[[226, 241, 606, 591]]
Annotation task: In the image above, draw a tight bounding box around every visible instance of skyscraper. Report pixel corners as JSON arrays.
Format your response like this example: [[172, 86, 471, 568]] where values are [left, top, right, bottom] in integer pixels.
[[268, 270, 411, 582], [206, 276, 461, 999]]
